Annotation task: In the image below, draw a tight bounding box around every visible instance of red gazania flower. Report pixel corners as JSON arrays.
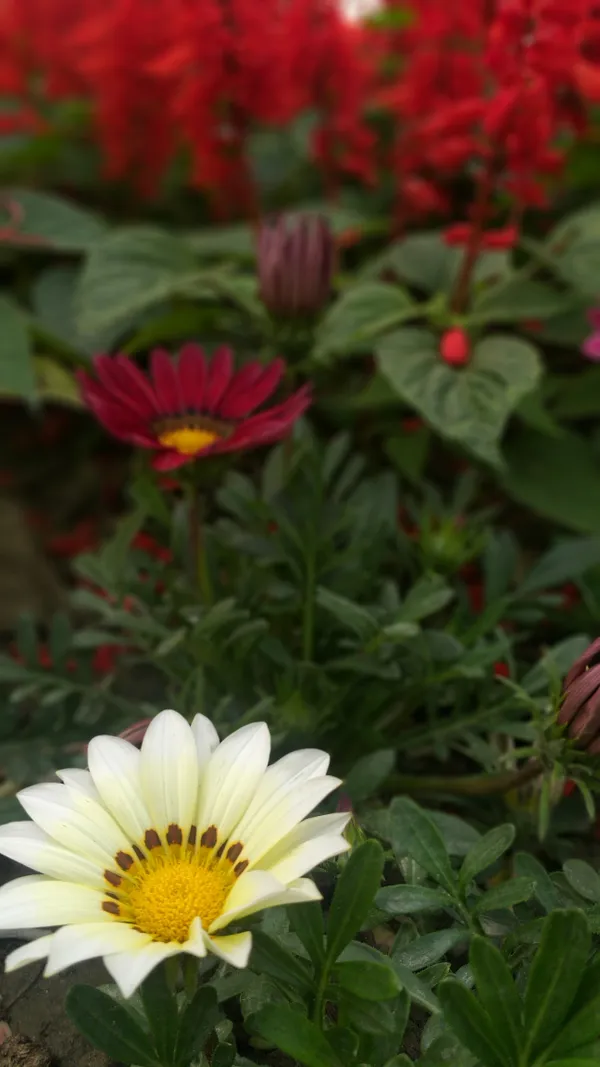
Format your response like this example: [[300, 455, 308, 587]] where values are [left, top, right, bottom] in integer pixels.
[[78, 345, 311, 471]]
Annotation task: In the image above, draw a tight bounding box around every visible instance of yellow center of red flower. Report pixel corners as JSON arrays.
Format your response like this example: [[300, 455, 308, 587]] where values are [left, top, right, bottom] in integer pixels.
[[157, 427, 220, 455]]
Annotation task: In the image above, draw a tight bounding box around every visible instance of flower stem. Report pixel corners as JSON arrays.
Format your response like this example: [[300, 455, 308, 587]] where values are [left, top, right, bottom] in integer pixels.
[[385, 760, 542, 798], [188, 482, 213, 605], [450, 163, 494, 315]]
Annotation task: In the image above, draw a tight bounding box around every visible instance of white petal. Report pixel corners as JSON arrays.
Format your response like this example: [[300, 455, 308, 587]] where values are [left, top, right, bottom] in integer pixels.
[[210, 871, 321, 933], [230, 750, 332, 847], [5, 934, 53, 973], [197, 722, 270, 845], [235, 776, 341, 867], [0, 876, 108, 929], [140, 709, 198, 833], [56, 769, 100, 800], [87, 735, 151, 842], [264, 834, 349, 885], [0, 822, 104, 889], [18, 782, 128, 867], [204, 930, 252, 968], [45, 922, 152, 975], [104, 941, 183, 999], [182, 917, 207, 959], [257, 812, 350, 871], [191, 714, 220, 773]]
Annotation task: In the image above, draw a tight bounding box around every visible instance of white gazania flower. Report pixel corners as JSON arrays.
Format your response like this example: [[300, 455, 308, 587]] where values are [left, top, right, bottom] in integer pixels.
[[0, 710, 349, 998]]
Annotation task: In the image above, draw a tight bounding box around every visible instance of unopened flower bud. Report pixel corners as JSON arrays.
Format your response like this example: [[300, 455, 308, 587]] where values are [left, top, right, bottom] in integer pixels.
[[559, 638, 600, 753], [257, 213, 335, 317], [440, 327, 470, 366]]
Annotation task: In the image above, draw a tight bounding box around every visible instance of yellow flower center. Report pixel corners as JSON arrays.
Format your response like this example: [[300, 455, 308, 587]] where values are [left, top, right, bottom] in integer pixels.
[[157, 427, 220, 455], [128, 856, 234, 943]]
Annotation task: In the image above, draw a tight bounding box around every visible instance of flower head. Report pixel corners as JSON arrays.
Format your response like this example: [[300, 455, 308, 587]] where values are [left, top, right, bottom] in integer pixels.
[[257, 213, 335, 317], [559, 638, 600, 753], [78, 346, 311, 471], [0, 710, 347, 997]]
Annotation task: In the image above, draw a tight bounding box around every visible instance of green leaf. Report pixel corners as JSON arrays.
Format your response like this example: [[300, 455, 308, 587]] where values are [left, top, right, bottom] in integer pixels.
[[377, 329, 541, 467], [563, 860, 600, 904], [394, 928, 467, 971], [472, 877, 535, 915], [520, 538, 600, 596], [551, 367, 600, 420], [387, 232, 461, 293], [391, 960, 441, 1014], [385, 427, 431, 484], [337, 990, 396, 1034], [34, 357, 82, 407], [334, 960, 401, 1001], [471, 277, 573, 324], [459, 825, 515, 888], [326, 839, 385, 964], [344, 750, 395, 805], [523, 910, 591, 1060], [502, 427, 600, 534], [314, 282, 415, 361], [174, 985, 219, 1067], [4, 188, 107, 251], [186, 223, 254, 259], [389, 797, 456, 893], [0, 295, 35, 402], [521, 636, 591, 694], [428, 812, 482, 856], [316, 587, 379, 640], [438, 979, 507, 1067], [546, 995, 600, 1059], [250, 929, 313, 992], [251, 1006, 342, 1067], [399, 574, 454, 622], [376, 884, 455, 916], [288, 902, 325, 969], [76, 226, 204, 339], [66, 985, 158, 1067], [469, 936, 523, 1067], [140, 964, 178, 1065]]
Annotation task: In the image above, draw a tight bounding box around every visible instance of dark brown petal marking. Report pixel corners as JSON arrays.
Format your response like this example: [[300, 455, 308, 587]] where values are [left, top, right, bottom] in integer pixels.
[[106, 891, 119, 901], [104, 870, 123, 888], [200, 826, 218, 849], [116, 851, 134, 871], [133, 844, 145, 861], [216, 843, 226, 858], [102, 900, 120, 915], [226, 842, 243, 863], [234, 860, 249, 877], [167, 824, 183, 846], [188, 825, 197, 846], [145, 829, 161, 850]]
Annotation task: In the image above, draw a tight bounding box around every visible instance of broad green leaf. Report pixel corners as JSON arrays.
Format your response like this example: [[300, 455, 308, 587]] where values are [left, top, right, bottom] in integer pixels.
[[344, 750, 395, 804], [288, 902, 325, 968], [0, 295, 35, 402], [387, 232, 461, 293], [3, 188, 107, 251], [250, 929, 313, 992], [563, 860, 600, 904], [438, 979, 507, 1067], [34, 357, 82, 406], [546, 995, 600, 1059], [251, 1005, 342, 1067], [459, 824, 515, 888], [377, 329, 541, 467], [66, 985, 158, 1067], [140, 964, 178, 1066], [519, 538, 600, 596], [470, 937, 523, 1067], [471, 277, 573, 324], [502, 428, 600, 534], [472, 877, 535, 915], [523, 910, 591, 1060], [334, 960, 401, 1001], [314, 282, 415, 360], [394, 928, 467, 971], [398, 574, 453, 622], [376, 884, 455, 916], [76, 226, 205, 339], [389, 797, 456, 893], [186, 223, 254, 259], [173, 985, 219, 1067], [32, 265, 121, 357], [326, 839, 384, 964]]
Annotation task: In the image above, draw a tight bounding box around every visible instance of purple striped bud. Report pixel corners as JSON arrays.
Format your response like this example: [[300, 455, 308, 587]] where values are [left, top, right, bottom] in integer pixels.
[[257, 213, 335, 317], [559, 638, 600, 753]]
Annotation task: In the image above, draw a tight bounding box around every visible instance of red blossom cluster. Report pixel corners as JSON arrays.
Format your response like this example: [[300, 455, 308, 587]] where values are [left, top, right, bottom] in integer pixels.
[[0, 0, 374, 206], [372, 0, 600, 221]]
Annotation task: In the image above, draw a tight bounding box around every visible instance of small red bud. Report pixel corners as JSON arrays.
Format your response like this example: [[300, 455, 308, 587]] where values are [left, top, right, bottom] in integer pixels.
[[440, 327, 470, 366], [493, 661, 510, 678]]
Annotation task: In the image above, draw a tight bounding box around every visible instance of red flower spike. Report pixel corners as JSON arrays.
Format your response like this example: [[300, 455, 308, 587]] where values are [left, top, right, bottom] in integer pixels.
[[439, 328, 470, 367], [78, 346, 311, 471], [132, 531, 173, 563], [563, 779, 577, 798]]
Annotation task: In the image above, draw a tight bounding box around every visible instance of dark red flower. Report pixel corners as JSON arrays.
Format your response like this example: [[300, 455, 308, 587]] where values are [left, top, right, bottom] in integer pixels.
[[47, 518, 101, 558], [132, 531, 173, 563], [440, 327, 470, 367], [467, 583, 484, 614], [78, 345, 311, 471], [559, 638, 600, 753], [257, 213, 335, 317], [92, 644, 124, 675], [444, 224, 518, 249], [494, 661, 510, 678], [563, 779, 577, 798]]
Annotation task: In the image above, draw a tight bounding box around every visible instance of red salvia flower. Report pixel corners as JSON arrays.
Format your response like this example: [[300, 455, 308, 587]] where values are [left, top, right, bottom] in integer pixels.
[[78, 345, 311, 471], [439, 327, 470, 367]]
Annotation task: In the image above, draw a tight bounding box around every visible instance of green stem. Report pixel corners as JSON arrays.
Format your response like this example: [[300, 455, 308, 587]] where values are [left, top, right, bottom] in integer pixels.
[[187, 482, 213, 605], [302, 537, 317, 662], [385, 760, 542, 798], [311, 964, 330, 1029]]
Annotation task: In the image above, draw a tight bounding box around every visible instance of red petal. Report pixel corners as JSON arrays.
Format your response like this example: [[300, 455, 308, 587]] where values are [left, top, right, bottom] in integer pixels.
[[218, 359, 284, 419], [219, 385, 311, 450], [152, 450, 195, 471], [93, 356, 155, 421], [151, 349, 182, 414], [114, 355, 160, 415], [204, 347, 234, 413], [177, 343, 207, 411]]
